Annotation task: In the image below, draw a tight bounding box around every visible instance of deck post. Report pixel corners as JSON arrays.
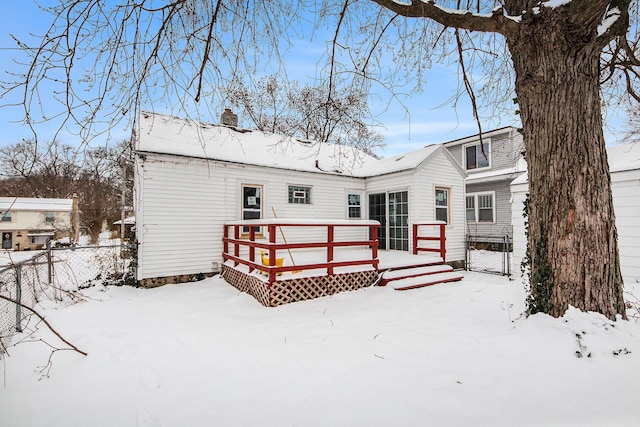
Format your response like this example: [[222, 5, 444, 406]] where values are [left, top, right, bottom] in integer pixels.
[[233, 226, 240, 266], [248, 227, 256, 272], [412, 224, 418, 255], [439, 223, 446, 262], [371, 225, 379, 270], [268, 224, 276, 284], [327, 225, 334, 275]]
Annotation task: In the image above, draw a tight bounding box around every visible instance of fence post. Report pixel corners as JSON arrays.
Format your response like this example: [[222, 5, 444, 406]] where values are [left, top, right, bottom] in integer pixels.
[[465, 234, 469, 271], [15, 264, 22, 333], [47, 240, 53, 284]]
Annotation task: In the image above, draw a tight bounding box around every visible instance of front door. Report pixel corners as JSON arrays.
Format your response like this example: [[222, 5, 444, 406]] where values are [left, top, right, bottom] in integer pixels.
[[369, 191, 409, 251], [241, 184, 263, 234], [2, 232, 12, 249]]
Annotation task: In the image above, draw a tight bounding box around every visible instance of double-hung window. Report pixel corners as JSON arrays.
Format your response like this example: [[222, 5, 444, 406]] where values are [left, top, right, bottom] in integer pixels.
[[464, 141, 490, 170], [347, 193, 362, 219], [45, 212, 55, 222], [435, 188, 450, 224], [466, 192, 495, 223], [1, 212, 11, 222]]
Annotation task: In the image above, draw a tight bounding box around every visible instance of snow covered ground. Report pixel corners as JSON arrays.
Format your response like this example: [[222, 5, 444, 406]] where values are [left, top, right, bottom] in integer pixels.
[[1, 272, 639, 426]]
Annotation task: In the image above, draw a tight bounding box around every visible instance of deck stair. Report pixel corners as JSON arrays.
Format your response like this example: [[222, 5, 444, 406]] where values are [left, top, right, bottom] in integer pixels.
[[379, 263, 463, 290]]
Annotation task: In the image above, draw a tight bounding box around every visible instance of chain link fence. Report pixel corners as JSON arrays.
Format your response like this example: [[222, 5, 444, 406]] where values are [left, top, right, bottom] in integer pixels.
[[0, 243, 136, 358], [465, 234, 512, 277]]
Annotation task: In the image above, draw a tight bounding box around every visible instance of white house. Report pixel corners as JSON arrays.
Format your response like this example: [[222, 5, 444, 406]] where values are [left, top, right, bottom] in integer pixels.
[[511, 143, 640, 284], [0, 196, 79, 250], [135, 112, 466, 287]]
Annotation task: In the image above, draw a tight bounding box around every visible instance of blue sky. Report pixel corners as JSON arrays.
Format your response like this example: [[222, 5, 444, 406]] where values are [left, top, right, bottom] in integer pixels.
[[0, 1, 627, 158]]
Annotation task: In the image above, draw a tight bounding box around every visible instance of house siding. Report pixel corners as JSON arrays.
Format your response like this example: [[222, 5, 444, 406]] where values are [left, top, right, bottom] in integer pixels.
[[445, 129, 523, 173], [510, 170, 640, 285], [136, 153, 367, 281], [465, 179, 515, 239], [364, 150, 465, 264]]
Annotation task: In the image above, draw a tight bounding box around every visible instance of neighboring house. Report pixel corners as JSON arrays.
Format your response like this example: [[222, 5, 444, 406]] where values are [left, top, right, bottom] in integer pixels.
[[444, 127, 526, 242], [135, 112, 466, 287], [511, 143, 640, 284], [0, 196, 80, 251]]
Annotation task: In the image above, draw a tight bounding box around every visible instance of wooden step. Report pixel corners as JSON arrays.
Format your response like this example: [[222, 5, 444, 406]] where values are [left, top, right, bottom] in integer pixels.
[[392, 271, 464, 291], [380, 264, 454, 285]]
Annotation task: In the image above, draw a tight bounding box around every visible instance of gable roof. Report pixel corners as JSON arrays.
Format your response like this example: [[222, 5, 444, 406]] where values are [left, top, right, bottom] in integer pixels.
[[137, 112, 459, 178], [0, 197, 73, 212], [442, 126, 520, 147]]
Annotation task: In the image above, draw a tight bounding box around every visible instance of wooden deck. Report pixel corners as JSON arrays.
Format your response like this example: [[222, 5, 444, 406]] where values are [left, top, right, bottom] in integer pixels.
[[222, 220, 462, 306]]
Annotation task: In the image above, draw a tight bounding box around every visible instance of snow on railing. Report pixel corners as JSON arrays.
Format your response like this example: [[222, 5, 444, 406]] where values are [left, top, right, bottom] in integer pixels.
[[222, 219, 380, 283]]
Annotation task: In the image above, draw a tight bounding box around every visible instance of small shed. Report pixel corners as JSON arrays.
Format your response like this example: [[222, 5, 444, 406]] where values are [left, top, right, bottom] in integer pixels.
[[510, 143, 640, 284]]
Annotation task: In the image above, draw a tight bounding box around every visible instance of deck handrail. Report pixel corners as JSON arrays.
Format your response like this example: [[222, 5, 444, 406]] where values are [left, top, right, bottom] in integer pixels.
[[412, 221, 447, 261], [222, 219, 380, 283]]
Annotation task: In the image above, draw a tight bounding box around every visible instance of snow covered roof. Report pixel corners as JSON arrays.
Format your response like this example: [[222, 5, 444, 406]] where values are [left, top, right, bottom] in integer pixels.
[[0, 197, 73, 212], [442, 126, 519, 147], [137, 112, 450, 178], [510, 143, 640, 185], [606, 143, 640, 173], [113, 216, 136, 225]]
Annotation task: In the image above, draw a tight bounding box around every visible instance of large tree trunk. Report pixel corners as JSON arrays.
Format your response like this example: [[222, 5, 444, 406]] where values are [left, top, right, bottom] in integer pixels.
[[508, 11, 626, 320]]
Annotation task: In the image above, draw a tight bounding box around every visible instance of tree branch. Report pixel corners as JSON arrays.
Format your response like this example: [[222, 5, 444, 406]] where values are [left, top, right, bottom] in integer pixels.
[[370, 0, 518, 37], [0, 294, 87, 357]]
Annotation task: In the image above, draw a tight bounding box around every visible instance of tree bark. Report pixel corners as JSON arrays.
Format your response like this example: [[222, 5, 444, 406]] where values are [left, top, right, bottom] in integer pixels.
[[507, 8, 626, 320]]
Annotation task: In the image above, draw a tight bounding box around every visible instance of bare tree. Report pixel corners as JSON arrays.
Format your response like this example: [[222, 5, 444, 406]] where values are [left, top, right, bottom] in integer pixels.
[[3, 0, 639, 320], [0, 139, 133, 242], [226, 75, 385, 155]]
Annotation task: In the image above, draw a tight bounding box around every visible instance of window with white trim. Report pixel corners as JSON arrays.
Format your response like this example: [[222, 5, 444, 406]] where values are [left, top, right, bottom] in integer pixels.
[[464, 141, 490, 170], [241, 184, 262, 234], [347, 193, 362, 219], [435, 187, 450, 224], [45, 212, 55, 222], [466, 192, 495, 223], [288, 185, 311, 204], [1, 212, 11, 222]]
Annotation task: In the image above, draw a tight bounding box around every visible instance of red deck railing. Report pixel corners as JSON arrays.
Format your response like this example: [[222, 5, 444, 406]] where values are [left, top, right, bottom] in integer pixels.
[[412, 222, 447, 261], [222, 220, 380, 284]]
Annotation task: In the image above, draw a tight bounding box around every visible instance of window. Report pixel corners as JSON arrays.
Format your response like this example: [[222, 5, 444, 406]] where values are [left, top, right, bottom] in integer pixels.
[[466, 192, 495, 223], [241, 184, 262, 234], [1, 212, 11, 222], [466, 196, 476, 222], [288, 185, 311, 204], [45, 212, 55, 222], [435, 188, 450, 224], [465, 141, 490, 170], [347, 193, 362, 219]]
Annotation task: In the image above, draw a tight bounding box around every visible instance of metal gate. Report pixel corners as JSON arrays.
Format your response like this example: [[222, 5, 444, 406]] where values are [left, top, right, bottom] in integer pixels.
[[465, 234, 512, 277]]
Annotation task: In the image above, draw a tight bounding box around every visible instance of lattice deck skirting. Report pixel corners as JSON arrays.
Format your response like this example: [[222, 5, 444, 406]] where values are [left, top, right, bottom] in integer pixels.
[[222, 265, 378, 307]]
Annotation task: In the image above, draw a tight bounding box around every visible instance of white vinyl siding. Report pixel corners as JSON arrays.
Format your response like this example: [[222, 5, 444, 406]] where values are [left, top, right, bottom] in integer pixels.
[[135, 153, 367, 281]]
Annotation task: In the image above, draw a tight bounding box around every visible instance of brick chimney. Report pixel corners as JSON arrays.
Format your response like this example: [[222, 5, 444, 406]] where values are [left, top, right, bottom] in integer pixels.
[[221, 108, 238, 127]]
